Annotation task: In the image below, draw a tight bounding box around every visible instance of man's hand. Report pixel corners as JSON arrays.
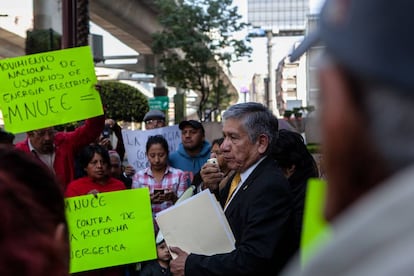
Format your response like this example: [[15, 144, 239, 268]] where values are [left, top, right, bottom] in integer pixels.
[[164, 189, 178, 203], [150, 192, 164, 204], [123, 165, 136, 177], [98, 137, 111, 148], [170, 247, 189, 276], [200, 162, 224, 191]]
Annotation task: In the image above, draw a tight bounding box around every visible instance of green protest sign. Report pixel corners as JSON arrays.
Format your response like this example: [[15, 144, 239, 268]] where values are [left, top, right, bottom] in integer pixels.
[[0, 46, 103, 133], [300, 178, 332, 266], [65, 188, 156, 273]]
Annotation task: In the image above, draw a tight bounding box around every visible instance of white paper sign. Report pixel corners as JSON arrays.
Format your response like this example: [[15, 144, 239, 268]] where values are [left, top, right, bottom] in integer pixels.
[[122, 125, 181, 171], [156, 190, 236, 258]]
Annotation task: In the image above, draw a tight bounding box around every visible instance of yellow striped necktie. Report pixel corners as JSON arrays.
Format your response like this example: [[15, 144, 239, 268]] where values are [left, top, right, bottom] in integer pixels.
[[225, 172, 241, 207]]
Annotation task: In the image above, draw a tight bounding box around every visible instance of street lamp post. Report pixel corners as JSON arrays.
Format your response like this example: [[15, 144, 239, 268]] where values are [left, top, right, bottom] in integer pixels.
[[266, 30, 274, 112], [240, 86, 249, 103], [248, 28, 305, 116]]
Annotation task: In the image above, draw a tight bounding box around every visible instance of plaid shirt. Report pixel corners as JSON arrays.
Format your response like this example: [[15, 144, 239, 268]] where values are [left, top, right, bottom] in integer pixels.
[[132, 166, 188, 216]]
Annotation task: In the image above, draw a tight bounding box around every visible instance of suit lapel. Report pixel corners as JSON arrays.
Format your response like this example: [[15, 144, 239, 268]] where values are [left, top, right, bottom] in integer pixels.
[[224, 157, 272, 213]]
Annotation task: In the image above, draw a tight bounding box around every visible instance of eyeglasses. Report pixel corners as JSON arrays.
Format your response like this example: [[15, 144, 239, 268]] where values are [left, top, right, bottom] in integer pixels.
[[145, 119, 165, 126]]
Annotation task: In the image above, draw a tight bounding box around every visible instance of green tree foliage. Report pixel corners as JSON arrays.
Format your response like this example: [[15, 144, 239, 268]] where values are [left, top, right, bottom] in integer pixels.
[[152, 0, 251, 120], [98, 81, 149, 122]]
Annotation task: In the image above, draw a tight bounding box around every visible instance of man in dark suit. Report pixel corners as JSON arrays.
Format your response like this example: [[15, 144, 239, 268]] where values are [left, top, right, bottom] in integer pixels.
[[170, 102, 298, 275]]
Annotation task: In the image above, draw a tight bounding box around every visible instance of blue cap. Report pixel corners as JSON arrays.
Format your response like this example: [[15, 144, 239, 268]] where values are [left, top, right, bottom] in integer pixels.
[[290, 0, 414, 90]]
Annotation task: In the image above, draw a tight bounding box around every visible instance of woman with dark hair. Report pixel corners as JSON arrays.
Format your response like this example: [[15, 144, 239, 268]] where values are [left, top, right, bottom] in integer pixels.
[[0, 147, 69, 275], [132, 135, 187, 219], [65, 144, 126, 276], [65, 144, 125, 197], [272, 129, 319, 247]]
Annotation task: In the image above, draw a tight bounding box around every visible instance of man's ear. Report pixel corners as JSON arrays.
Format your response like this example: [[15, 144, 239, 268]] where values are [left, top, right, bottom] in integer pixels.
[[257, 134, 269, 154]]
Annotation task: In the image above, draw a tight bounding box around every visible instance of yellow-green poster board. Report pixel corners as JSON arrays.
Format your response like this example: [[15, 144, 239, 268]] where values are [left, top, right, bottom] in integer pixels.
[[0, 46, 103, 133], [300, 178, 332, 266], [65, 189, 156, 273]]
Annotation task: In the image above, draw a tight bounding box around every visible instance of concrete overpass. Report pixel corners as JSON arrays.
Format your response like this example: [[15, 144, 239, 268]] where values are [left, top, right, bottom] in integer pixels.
[[90, 0, 159, 55], [90, 0, 238, 97], [0, 0, 238, 97], [0, 28, 25, 59]]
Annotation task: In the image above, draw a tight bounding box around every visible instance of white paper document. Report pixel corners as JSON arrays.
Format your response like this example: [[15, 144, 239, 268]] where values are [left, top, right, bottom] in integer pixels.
[[155, 189, 235, 258]]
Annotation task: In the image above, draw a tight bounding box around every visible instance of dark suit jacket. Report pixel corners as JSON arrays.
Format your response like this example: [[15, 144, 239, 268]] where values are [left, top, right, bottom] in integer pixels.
[[185, 156, 298, 275]]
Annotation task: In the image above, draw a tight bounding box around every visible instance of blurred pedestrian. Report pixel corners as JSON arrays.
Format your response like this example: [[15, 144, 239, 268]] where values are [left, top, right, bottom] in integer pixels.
[[273, 129, 319, 249], [283, 0, 414, 275], [143, 110, 166, 130], [0, 147, 69, 275]]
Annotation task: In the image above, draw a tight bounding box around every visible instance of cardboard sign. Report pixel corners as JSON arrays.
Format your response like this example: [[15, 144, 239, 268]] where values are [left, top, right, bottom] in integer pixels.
[[122, 125, 181, 171], [65, 189, 156, 273], [0, 46, 103, 133]]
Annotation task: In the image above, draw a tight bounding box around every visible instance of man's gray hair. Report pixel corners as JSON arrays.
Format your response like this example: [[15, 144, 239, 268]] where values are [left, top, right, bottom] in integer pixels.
[[222, 102, 279, 154], [108, 150, 121, 163]]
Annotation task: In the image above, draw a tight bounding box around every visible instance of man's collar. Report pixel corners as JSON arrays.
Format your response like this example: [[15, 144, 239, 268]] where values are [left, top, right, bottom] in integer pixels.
[[239, 156, 266, 183], [28, 138, 36, 153], [28, 139, 55, 155]]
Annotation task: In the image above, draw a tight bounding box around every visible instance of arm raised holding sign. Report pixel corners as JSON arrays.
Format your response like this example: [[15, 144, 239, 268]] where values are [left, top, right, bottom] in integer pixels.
[[15, 112, 104, 190]]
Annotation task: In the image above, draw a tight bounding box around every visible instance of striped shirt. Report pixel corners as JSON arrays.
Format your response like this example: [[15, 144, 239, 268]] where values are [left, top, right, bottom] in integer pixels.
[[132, 166, 188, 216]]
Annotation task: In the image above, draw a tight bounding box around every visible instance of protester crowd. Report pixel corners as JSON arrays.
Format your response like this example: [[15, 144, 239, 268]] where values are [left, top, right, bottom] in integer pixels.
[[4, 0, 410, 274], [1, 103, 319, 276]]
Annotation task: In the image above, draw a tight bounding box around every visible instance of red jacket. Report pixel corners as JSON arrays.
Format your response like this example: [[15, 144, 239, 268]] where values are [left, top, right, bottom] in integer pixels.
[[15, 115, 105, 190], [65, 176, 126, 197]]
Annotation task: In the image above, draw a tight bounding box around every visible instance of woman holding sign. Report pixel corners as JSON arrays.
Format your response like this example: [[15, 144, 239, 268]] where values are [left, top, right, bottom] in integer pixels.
[[65, 144, 125, 197], [132, 135, 187, 225], [65, 144, 126, 276]]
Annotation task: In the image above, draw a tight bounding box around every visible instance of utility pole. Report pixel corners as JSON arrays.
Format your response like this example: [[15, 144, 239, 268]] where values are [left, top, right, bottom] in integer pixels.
[[62, 0, 89, 48], [62, 0, 76, 48], [266, 30, 273, 112]]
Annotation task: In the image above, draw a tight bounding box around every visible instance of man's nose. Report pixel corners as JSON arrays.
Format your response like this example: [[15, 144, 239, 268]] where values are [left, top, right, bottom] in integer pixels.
[[43, 133, 53, 140], [220, 139, 230, 151]]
